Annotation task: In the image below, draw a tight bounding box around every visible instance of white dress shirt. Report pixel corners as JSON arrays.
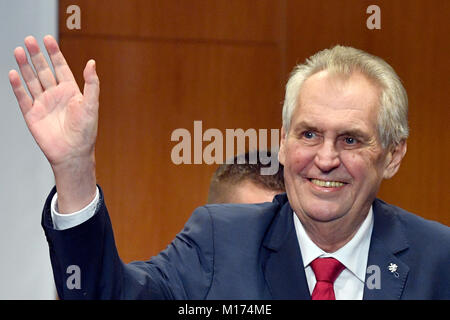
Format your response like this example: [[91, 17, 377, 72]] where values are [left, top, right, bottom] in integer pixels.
[[293, 208, 374, 300], [51, 188, 373, 300], [51, 187, 100, 230]]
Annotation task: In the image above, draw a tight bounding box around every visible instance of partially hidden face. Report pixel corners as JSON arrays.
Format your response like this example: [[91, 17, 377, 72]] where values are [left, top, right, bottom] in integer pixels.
[[279, 70, 405, 227], [228, 180, 282, 204]]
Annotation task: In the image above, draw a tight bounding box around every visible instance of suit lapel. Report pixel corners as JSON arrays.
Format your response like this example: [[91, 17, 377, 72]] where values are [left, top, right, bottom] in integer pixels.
[[262, 196, 411, 300], [262, 197, 310, 300], [363, 199, 410, 300]]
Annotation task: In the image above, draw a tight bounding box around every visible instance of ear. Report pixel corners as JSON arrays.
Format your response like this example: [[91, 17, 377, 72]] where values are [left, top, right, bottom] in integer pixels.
[[278, 126, 287, 166], [383, 140, 407, 179]]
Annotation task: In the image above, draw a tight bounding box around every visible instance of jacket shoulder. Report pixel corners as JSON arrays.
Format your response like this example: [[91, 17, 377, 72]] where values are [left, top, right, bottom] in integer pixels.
[[374, 198, 450, 252], [373, 199, 450, 299], [201, 200, 281, 242]]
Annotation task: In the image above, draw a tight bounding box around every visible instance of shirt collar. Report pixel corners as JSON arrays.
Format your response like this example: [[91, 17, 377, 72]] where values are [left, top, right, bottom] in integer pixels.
[[293, 207, 374, 283]]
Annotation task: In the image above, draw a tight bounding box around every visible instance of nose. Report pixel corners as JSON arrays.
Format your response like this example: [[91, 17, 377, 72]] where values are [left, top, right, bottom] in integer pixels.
[[314, 140, 341, 172]]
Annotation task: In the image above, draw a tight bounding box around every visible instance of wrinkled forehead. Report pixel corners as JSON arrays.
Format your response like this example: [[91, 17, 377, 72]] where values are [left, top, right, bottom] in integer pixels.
[[292, 70, 382, 129], [300, 69, 381, 99]]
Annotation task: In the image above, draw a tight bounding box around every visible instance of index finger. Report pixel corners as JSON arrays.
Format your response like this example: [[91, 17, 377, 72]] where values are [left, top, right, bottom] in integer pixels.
[[43, 35, 76, 84]]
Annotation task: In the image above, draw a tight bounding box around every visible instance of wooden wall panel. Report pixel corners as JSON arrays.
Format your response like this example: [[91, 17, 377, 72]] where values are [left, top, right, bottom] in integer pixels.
[[59, 0, 283, 261], [60, 0, 280, 42], [59, 0, 448, 263]]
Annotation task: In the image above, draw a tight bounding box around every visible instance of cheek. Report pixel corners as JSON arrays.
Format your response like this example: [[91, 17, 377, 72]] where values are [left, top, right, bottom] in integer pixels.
[[284, 142, 316, 173], [341, 153, 366, 180], [340, 150, 384, 182]]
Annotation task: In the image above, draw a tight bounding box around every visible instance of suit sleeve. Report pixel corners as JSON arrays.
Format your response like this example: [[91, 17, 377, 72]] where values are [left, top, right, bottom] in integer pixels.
[[41, 186, 214, 299]]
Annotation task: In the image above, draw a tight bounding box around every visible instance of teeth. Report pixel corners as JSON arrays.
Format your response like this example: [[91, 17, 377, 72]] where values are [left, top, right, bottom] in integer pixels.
[[310, 179, 345, 188]]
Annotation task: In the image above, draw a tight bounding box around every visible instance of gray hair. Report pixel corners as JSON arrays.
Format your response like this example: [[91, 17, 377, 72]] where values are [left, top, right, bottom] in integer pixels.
[[282, 45, 409, 148]]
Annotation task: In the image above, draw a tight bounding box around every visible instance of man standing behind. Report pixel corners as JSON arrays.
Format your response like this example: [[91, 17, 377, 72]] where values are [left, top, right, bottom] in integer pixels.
[[9, 35, 449, 299], [207, 151, 285, 204]]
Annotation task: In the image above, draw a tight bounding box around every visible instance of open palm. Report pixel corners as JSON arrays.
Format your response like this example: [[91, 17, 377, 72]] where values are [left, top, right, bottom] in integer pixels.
[[9, 35, 99, 167]]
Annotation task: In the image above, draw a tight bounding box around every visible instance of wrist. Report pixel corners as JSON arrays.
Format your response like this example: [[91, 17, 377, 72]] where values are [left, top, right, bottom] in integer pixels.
[[52, 153, 97, 214]]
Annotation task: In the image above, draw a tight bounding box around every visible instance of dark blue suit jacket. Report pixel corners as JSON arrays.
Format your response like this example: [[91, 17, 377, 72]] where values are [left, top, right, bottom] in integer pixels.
[[42, 187, 450, 299]]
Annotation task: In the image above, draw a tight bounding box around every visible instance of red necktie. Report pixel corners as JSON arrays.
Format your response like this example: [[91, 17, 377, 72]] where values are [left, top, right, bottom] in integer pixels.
[[310, 257, 345, 300]]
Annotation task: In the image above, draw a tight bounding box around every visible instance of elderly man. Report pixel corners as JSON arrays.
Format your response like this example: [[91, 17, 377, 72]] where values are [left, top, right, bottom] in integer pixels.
[[9, 35, 449, 300]]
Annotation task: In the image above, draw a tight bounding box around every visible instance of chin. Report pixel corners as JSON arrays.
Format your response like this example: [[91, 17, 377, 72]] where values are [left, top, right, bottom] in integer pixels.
[[299, 199, 350, 223]]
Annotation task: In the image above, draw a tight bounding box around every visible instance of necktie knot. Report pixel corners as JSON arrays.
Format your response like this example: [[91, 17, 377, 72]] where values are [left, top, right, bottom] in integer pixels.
[[310, 257, 345, 300], [310, 257, 345, 283]]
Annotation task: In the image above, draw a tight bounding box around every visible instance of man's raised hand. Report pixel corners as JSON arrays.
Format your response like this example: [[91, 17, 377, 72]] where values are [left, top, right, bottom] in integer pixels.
[[9, 35, 99, 213]]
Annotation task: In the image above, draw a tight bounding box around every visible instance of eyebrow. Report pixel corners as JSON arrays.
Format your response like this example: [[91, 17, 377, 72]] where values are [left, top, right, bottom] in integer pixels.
[[291, 121, 319, 134]]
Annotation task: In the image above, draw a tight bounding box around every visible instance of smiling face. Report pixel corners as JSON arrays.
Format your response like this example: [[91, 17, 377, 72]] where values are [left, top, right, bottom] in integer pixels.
[[279, 70, 405, 234]]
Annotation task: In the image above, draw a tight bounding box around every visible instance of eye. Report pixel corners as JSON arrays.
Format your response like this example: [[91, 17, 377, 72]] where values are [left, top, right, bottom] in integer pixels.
[[344, 137, 357, 145], [303, 131, 316, 139]]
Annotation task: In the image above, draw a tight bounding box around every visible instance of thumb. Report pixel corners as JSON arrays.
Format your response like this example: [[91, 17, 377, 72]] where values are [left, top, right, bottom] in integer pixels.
[[83, 59, 100, 107]]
